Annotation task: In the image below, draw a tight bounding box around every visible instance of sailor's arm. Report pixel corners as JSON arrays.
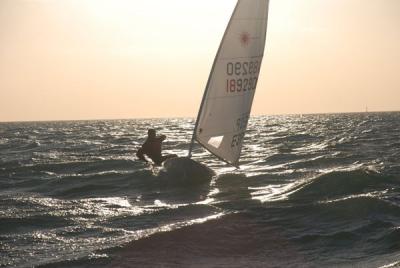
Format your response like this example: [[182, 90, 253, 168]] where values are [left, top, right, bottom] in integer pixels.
[[158, 135, 166, 142], [136, 148, 148, 162]]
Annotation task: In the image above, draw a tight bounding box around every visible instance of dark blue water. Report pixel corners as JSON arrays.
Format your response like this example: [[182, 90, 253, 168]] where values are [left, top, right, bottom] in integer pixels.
[[1, 113, 400, 267]]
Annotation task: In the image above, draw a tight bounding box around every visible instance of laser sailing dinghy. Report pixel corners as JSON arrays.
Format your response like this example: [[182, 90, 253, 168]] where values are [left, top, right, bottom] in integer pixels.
[[162, 0, 270, 181]]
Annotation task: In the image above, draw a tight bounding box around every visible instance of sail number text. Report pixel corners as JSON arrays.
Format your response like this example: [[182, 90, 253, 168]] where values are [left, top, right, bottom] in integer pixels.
[[236, 114, 249, 131], [226, 61, 260, 93], [231, 131, 245, 148], [227, 61, 260, 76], [231, 114, 249, 148]]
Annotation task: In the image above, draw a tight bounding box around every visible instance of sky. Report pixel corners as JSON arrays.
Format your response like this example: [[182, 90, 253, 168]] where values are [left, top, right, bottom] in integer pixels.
[[0, 0, 399, 122]]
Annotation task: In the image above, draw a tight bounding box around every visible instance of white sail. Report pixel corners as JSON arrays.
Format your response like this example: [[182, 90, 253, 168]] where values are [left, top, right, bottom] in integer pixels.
[[191, 0, 270, 166]]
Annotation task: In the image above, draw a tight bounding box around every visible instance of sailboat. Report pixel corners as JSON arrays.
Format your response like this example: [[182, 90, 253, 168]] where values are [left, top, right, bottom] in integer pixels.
[[188, 0, 270, 167], [162, 0, 270, 181]]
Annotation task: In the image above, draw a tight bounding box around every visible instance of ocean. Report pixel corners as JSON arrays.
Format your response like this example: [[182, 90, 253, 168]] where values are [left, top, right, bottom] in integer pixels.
[[1, 112, 400, 267]]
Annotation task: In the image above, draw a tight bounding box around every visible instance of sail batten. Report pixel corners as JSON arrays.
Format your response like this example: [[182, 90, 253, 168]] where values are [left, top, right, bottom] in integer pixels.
[[190, 0, 270, 165]]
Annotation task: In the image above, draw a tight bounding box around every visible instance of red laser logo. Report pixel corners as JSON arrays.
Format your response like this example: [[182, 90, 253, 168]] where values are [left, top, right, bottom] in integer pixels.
[[239, 32, 251, 46]]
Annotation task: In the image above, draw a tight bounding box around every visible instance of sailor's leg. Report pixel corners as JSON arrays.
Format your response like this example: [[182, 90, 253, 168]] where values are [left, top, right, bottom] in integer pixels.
[[151, 156, 163, 166]]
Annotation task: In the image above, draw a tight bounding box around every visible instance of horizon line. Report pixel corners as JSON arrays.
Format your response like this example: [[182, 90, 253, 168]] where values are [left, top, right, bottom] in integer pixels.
[[1, 110, 399, 124]]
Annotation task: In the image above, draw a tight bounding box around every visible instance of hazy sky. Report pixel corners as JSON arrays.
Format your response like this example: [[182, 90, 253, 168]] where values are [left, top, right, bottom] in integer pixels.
[[1, 0, 399, 121]]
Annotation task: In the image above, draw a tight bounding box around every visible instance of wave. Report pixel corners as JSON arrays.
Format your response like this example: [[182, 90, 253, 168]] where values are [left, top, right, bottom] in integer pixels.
[[261, 152, 351, 171], [295, 229, 359, 244], [50, 183, 124, 199], [35, 170, 152, 198], [269, 133, 317, 144], [290, 169, 396, 201], [315, 196, 400, 220], [251, 168, 397, 204], [0, 215, 71, 235], [294, 214, 400, 260], [4, 140, 41, 152], [4, 159, 138, 176], [263, 153, 304, 165], [214, 173, 251, 202]]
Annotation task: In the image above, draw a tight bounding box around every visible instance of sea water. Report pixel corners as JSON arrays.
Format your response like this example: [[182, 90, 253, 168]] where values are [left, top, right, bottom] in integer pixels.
[[1, 112, 400, 267]]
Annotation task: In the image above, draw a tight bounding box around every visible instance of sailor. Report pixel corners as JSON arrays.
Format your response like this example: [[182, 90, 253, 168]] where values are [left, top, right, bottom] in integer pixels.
[[136, 129, 177, 165]]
